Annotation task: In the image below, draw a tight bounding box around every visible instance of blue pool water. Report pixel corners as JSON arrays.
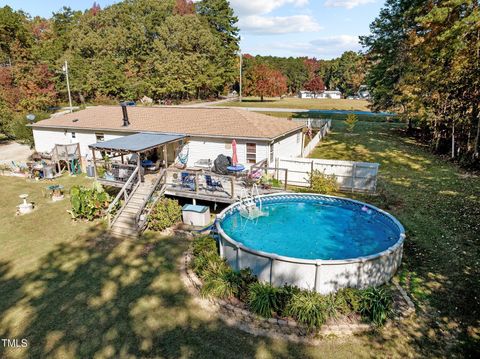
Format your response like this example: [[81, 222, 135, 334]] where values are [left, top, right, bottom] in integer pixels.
[[220, 199, 402, 260]]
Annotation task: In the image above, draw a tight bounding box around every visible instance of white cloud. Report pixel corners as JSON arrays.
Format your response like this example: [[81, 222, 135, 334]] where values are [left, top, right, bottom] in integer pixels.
[[324, 0, 374, 10], [263, 35, 361, 58], [230, 0, 309, 16], [310, 35, 361, 49], [239, 15, 322, 34]]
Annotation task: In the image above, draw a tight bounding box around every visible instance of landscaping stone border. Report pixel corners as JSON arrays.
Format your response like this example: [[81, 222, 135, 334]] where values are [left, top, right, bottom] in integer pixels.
[[180, 250, 415, 344]]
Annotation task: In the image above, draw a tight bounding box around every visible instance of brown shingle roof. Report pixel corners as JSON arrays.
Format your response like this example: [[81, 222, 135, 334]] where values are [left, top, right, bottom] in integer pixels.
[[32, 106, 303, 140]]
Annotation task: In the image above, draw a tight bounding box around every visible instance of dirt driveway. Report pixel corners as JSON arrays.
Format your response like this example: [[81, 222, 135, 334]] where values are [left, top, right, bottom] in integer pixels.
[[0, 141, 33, 162]]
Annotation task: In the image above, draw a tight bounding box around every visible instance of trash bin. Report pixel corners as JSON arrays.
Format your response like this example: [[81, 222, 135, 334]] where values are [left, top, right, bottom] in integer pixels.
[[182, 204, 210, 227], [86, 165, 95, 177]]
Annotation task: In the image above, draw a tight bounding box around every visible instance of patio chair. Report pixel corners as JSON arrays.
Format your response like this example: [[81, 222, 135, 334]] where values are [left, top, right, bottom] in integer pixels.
[[205, 175, 223, 192], [181, 172, 195, 191]]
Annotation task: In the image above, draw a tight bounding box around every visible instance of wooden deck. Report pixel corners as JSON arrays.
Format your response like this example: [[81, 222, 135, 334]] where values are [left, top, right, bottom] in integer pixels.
[[98, 166, 288, 204]]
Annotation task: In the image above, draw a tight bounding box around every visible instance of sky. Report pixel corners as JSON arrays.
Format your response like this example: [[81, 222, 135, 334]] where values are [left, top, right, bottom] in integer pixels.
[[2, 0, 384, 59]]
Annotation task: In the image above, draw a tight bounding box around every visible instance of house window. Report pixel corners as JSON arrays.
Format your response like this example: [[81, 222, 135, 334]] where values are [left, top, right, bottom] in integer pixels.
[[71, 132, 76, 139], [297, 132, 301, 143], [270, 144, 274, 163], [95, 133, 104, 142], [246, 143, 256, 164]]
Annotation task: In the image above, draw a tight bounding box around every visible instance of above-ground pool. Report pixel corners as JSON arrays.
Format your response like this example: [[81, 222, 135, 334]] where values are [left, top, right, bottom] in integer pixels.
[[216, 193, 405, 294]]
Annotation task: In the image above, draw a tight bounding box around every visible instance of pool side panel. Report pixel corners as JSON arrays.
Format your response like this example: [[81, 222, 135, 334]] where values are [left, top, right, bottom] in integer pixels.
[[217, 193, 405, 294]]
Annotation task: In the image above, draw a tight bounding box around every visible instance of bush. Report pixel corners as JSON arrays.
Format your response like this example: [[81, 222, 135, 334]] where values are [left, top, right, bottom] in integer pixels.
[[286, 290, 327, 329], [68, 182, 112, 220], [147, 197, 182, 231], [359, 287, 393, 326], [336, 288, 362, 314], [229, 268, 258, 302], [276, 284, 301, 317], [201, 269, 239, 299], [248, 282, 282, 317], [345, 113, 358, 133], [192, 236, 217, 257], [302, 170, 339, 194]]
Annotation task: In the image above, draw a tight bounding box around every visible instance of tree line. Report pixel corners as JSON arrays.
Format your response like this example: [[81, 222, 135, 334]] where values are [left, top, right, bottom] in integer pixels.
[[241, 52, 366, 100], [0, 0, 239, 138], [361, 0, 480, 166]]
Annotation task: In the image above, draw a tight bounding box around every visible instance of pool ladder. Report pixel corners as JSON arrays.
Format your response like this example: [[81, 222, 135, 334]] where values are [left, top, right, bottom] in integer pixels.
[[239, 184, 262, 212]]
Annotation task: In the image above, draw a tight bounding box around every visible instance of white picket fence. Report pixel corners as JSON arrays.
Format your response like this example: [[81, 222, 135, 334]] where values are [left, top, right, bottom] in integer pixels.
[[275, 157, 379, 193], [302, 120, 331, 157]]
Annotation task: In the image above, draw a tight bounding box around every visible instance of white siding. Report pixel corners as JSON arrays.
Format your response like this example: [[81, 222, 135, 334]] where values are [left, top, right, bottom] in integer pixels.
[[187, 137, 268, 169], [32, 128, 127, 159], [33, 128, 285, 168], [271, 131, 302, 164]]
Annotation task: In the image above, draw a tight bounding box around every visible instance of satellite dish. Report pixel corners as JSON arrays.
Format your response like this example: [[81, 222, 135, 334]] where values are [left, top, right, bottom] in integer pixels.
[[26, 114, 36, 122]]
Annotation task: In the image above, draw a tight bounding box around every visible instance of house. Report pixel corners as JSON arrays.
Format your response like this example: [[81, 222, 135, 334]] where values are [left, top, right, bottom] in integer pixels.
[[298, 90, 342, 100], [31, 105, 304, 169]]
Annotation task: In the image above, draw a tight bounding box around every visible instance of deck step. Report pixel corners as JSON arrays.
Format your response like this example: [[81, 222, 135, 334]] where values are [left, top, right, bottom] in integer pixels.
[[111, 225, 138, 237]]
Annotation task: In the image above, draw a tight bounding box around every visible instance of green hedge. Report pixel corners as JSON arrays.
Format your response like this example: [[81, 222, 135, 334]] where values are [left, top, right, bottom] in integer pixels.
[[191, 236, 393, 329]]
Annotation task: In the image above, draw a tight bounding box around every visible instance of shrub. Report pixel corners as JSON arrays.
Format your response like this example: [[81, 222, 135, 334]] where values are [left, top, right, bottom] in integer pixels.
[[68, 182, 112, 220], [302, 170, 339, 194], [248, 282, 282, 318], [359, 287, 393, 326], [192, 236, 217, 257], [336, 288, 362, 314], [276, 284, 301, 317], [201, 269, 239, 299], [345, 113, 358, 133], [229, 268, 258, 302], [147, 197, 182, 231], [286, 291, 327, 329]]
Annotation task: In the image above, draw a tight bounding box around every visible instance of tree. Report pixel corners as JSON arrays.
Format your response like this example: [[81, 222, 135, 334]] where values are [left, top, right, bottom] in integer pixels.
[[244, 64, 288, 101], [361, 0, 480, 165], [148, 15, 223, 100], [196, 0, 239, 93], [304, 76, 325, 96], [174, 0, 195, 15]]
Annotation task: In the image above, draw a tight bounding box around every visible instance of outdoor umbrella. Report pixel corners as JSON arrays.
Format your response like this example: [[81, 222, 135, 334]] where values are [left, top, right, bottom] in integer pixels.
[[232, 139, 238, 165]]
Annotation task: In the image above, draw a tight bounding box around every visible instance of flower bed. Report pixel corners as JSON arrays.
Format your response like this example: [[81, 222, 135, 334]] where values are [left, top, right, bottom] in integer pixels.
[[186, 236, 414, 339]]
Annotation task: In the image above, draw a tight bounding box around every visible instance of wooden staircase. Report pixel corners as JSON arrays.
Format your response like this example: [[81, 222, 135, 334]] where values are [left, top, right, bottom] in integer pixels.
[[106, 168, 166, 239]]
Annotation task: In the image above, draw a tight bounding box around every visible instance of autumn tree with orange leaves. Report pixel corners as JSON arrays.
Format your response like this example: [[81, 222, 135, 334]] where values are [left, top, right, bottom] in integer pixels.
[[244, 64, 287, 101]]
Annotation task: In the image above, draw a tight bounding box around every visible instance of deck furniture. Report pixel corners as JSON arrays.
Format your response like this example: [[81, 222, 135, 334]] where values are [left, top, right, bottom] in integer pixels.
[[205, 175, 223, 192], [194, 159, 212, 170], [181, 172, 196, 191]]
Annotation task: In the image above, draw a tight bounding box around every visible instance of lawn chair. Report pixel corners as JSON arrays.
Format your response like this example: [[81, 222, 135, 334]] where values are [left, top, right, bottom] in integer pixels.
[[181, 172, 195, 191], [205, 175, 223, 192]]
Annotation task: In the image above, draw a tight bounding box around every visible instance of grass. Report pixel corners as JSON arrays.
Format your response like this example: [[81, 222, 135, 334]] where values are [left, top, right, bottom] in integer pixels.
[[219, 97, 371, 111], [309, 120, 480, 356], [1, 120, 479, 357]]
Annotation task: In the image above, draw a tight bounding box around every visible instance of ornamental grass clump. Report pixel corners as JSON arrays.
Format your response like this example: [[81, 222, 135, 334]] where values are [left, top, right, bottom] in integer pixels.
[[147, 197, 182, 231], [359, 287, 393, 326], [248, 282, 282, 318], [286, 290, 327, 329]]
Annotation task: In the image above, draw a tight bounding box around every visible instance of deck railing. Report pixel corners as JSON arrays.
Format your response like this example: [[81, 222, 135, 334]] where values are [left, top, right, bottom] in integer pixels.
[[135, 169, 167, 232], [106, 166, 140, 228], [165, 168, 239, 200]]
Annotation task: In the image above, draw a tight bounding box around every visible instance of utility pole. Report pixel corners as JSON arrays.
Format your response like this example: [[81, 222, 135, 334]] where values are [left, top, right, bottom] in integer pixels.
[[239, 51, 242, 102], [63, 60, 73, 113]]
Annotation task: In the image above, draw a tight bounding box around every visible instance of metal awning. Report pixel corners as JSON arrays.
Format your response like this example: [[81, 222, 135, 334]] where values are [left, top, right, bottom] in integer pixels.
[[89, 132, 186, 153]]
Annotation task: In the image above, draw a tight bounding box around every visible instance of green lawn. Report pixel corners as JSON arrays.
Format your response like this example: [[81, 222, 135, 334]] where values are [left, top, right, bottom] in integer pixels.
[[1, 119, 479, 358], [309, 120, 480, 356], [220, 97, 371, 111]]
